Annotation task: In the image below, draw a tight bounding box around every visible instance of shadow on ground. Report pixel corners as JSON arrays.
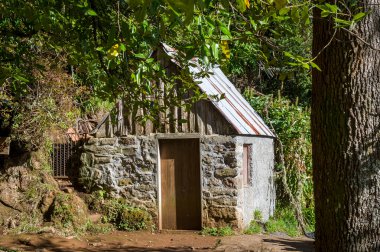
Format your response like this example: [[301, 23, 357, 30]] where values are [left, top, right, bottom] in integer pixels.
[[0, 232, 314, 252], [3, 237, 212, 252], [263, 238, 314, 252]]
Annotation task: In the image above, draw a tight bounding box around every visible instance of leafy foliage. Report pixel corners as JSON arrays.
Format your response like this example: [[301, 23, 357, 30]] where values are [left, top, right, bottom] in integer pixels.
[[0, 0, 316, 143]]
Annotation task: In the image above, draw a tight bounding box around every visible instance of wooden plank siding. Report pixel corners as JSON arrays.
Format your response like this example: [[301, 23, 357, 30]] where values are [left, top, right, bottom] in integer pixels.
[[114, 99, 237, 136], [101, 47, 238, 137]]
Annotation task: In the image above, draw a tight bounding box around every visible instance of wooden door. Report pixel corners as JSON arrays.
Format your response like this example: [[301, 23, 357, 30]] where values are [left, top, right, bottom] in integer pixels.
[[160, 139, 201, 230]]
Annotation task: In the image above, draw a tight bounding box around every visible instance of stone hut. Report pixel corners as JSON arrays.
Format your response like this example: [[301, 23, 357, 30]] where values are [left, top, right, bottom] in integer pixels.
[[79, 45, 276, 230]]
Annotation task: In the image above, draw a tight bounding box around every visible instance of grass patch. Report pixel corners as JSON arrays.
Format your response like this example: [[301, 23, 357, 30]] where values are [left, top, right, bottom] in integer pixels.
[[201, 226, 234, 236], [245, 221, 263, 234], [85, 221, 114, 234], [265, 208, 300, 237], [244, 208, 305, 237], [244, 209, 264, 235]]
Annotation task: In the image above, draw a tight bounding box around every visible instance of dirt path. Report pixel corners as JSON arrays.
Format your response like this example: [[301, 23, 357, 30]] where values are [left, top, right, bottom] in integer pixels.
[[0, 231, 314, 252]]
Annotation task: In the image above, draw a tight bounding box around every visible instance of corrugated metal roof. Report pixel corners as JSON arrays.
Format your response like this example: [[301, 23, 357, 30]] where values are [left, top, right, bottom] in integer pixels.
[[162, 44, 275, 137]]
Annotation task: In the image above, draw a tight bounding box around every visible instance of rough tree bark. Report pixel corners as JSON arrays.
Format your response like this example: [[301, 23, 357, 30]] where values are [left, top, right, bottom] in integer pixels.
[[312, 0, 380, 250]]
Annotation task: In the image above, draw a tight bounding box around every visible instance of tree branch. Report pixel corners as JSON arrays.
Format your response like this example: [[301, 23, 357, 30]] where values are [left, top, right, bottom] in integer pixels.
[[342, 27, 380, 51]]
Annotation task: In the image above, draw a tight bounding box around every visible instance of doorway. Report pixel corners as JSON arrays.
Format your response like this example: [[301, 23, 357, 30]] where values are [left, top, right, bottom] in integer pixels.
[[159, 138, 201, 230]]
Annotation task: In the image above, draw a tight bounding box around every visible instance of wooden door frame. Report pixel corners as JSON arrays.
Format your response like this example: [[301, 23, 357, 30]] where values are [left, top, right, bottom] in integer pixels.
[[156, 134, 202, 230]]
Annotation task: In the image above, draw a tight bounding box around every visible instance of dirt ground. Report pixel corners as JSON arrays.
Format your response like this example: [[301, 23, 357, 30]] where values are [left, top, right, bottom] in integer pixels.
[[0, 231, 314, 252]]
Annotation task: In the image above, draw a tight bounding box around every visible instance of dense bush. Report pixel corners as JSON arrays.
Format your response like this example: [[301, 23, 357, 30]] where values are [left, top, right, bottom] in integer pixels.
[[85, 191, 153, 231]]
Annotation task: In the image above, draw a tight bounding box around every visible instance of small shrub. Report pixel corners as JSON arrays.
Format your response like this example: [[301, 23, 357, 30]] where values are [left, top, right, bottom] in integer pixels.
[[244, 209, 264, 234], [245, 210, 264, 234], [87, 194, 153, 231], [50, 193, 75, 228], [253, 210, 263, 222], [100, 198, 122, 224], [118, 207, 152, 231], [265, 208, 300, 237], [201, 226, 234, 236], [245, 221, 263, 234], [83, 190, 107, 213]]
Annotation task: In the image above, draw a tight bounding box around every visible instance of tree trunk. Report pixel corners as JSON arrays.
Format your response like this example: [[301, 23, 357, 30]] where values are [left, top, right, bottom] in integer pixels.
[[312, 0, 380, 250]]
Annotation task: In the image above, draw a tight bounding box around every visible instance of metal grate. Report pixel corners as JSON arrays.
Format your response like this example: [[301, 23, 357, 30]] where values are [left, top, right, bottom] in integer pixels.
[[50, 136, 78, 178]]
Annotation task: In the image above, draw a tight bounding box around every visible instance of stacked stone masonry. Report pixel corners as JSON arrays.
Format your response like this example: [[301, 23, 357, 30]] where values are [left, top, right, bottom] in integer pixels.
[[79, 135, 275, 229]]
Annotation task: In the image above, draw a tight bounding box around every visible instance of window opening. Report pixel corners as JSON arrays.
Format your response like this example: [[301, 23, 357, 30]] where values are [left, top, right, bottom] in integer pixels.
[[243, 144, 252, 186]]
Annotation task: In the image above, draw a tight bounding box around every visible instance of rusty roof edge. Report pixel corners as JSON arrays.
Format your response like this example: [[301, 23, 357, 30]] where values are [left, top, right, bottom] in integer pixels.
[[191, 64, 274, 137], [211, 68, 274, 136]]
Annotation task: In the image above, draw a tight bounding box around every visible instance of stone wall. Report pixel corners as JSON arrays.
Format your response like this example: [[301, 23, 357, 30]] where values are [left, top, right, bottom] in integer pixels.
[[79, 135, 275, 230], [200, 136, 241, 228], [235, 136, 275, 228], [79, 136, 158, 220]]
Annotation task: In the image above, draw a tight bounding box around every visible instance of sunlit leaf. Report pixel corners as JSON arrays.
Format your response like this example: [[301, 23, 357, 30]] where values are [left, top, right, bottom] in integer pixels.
[[85, 9, 97, 16], [236, 0, 246, 12], [353, 12, 366, 21], [119, 43, 126, 52], [220, 40, 230, 59], [107, 44, 120, 59], [310, 62, 321, 71], [245, 0, 250, 9]]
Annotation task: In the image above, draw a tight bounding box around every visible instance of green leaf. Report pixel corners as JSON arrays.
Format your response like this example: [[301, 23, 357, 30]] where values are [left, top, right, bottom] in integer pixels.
[[211, 42, 219, 60], [279, 72, 287, 81], [284, 51, 295, 59], [320, 10, 329, 18], [310, 62, 321, 71], [218, 21, 232, 38], [274, 0, 287, 10], [85, 9, 97, 16], [301, 62, 309, 69], [279, 8, 289, 16], [14, 75, 29, 83], [119, 43, 126, 52], [236, 0, 247, 12], [325, 3, 339, 13], [134, 53, 146, 59], [334, 17, 352, 26], [220, 26, 231, 37], [353, 12, 366, 21]]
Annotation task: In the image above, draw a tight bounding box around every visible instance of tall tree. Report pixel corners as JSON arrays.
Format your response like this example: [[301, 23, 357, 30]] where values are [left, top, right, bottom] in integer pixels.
[[312, 0, 380, 250]]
